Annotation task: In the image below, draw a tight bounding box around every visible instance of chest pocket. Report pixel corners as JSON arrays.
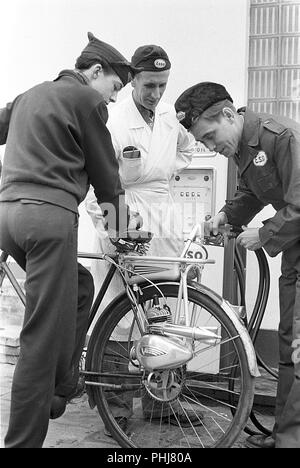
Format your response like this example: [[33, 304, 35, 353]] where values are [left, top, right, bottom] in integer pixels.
[[119, 155, 143, 185], [255, 163, 280, 193]]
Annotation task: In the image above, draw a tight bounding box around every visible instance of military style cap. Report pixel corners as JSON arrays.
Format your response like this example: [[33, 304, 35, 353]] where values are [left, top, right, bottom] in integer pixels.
[[131, 45, 171, 72], [78, 32, 140, 86], [175, 82, 233, 129]]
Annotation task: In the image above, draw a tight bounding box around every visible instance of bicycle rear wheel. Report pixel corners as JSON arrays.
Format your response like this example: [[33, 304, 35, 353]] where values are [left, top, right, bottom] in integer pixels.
[[87, 282, 255, 448]]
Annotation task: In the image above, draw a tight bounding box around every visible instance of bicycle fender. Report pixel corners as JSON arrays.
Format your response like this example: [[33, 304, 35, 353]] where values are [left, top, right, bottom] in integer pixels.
[[189, 281, 259, 378]]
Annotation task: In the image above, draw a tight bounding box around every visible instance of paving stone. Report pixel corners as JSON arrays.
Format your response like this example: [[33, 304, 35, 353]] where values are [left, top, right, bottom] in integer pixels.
[[0, 362, 276, 449], [0, 326, 21, 364]]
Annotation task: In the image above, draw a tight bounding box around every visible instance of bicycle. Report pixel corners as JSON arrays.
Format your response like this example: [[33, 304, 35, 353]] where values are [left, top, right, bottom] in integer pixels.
[[0, 224, 258, 448]]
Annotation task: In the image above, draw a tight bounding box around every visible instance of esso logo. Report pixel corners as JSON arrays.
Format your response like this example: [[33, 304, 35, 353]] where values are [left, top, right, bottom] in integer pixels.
[[187, 250, 204, 259], [154, 59, 166, 69]]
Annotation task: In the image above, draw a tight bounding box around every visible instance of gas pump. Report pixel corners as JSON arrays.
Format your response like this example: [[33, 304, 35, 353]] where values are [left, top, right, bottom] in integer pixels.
[[171, 141, 228, 296], [171, 142, 229, 373]]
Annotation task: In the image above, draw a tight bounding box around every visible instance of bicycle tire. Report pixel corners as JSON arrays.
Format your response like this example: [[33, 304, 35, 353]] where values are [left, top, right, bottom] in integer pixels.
[[86, 282, 255, 448]]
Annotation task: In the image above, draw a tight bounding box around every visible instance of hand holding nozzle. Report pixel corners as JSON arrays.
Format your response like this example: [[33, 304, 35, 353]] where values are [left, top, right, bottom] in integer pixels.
[[202, 213, 243, 247], [204, 212, 228, 236]]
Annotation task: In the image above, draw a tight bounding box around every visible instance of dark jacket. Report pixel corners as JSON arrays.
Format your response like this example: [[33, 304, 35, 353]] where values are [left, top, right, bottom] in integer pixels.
[[222, 107, 300, 257], [0, 70, 128, 229]]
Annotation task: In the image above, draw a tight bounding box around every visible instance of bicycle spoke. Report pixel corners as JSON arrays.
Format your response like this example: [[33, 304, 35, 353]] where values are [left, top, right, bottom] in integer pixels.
[[88, 283, 254, 447]]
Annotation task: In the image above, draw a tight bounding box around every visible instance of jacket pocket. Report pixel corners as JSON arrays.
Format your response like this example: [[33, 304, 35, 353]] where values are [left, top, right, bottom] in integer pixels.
[[119, 156, 143, 185], [256, 165, 280, 193]]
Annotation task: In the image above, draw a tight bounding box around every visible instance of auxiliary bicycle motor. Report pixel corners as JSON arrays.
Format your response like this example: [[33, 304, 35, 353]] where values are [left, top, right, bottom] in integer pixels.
[[143, 367, 186, 402]]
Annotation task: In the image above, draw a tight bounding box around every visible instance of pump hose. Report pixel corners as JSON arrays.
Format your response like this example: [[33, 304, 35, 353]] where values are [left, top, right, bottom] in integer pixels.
[[234, 245, 278, 379], [233, 244, 278, 436]]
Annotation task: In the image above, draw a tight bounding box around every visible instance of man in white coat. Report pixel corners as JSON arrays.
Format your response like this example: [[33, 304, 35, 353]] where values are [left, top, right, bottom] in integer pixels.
[[85, 44, 197, 435]]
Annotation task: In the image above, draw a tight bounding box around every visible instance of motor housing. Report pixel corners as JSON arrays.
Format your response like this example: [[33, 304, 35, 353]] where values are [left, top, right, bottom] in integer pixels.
[[135, 334, 193, 371]]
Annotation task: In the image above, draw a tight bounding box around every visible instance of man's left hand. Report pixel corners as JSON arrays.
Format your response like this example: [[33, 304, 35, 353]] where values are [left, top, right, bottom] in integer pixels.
[[236, 226, 263, 251]]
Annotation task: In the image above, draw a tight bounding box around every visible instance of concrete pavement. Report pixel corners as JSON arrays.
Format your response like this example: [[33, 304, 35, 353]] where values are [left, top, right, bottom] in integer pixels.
[[0, 363, 119, 449], [0, 362, 275, 449]]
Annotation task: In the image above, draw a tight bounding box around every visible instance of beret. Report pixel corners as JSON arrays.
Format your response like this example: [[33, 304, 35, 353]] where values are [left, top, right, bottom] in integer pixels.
[[131, 44, 171, 72], [79, 32, 140, 86], [175, 82, 233, 129]]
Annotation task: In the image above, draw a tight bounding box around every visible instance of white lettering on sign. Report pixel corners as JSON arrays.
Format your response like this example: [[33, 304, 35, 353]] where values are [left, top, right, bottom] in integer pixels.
[[187, 250, 204, 259], [154, 59, 166, 68], [253, 151, 268, 167]]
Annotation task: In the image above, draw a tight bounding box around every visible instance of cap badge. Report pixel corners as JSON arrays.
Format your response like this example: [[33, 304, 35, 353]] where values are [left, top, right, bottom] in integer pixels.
[[176, 111, 186, 122], [154, 59, 166, 69], [253, 151, 268, 167]]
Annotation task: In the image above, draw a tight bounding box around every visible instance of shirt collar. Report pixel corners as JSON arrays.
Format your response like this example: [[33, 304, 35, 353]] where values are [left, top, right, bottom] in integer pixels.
[[128, 93, 169, 129]]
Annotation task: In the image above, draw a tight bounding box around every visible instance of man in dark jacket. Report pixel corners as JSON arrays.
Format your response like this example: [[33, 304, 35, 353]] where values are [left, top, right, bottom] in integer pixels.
[[175, 82, 300, 449], [0, 32, 138, 448]]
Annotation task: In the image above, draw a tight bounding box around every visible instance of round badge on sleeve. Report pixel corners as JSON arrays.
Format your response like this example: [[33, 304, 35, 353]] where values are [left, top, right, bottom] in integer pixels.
[[253, 151, 268, 167], [154, 59, 166, 69]]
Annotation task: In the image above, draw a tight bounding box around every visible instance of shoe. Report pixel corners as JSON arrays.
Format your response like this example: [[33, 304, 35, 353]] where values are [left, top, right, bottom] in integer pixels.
[[145, 408, 203, 428], [245, 435, 275, 449], [104, 417, 129, 438], [50, 374, 86, 420], [165, 408, 203, 428], [50, 395, 67, 419]]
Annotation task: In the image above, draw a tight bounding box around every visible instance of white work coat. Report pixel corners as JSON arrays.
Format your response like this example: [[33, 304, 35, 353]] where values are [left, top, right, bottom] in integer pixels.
[[85, 94, 195, 325]]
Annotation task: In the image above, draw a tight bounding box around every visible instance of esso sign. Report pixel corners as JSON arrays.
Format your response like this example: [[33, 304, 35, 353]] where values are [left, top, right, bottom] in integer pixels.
[[186, 249, 205, 259]]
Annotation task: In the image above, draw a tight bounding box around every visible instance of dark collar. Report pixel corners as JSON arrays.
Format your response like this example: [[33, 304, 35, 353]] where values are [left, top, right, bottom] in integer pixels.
[[238, 107, 261, 147], [237, 107, 262, 175], [54, 69, 90, 86]]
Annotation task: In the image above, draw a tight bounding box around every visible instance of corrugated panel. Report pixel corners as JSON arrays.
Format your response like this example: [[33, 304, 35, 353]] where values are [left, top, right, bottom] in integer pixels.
[[280, 68, 300, 96], [248, 0, 300, 121], [248, 70, 278, 97], [249, 101, 278, 114], [281, 36, 300, 64], [249, 37, 278, 66], [279, 100, 300, 120], [281, 4, 300, 33], [250, 5, 279, 35]]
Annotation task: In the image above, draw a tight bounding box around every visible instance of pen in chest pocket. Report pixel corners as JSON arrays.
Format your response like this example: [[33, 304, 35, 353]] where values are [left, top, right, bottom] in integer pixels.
[[122, 146, 141, 159]]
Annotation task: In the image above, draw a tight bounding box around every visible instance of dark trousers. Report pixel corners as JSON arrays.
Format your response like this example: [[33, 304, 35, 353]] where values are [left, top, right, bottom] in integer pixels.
[[0, 200, 94, 448], [274, 242, 300, 448]]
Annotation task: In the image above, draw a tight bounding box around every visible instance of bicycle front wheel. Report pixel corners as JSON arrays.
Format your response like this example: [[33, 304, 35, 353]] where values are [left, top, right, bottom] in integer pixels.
[[87, 283, 254, 448]]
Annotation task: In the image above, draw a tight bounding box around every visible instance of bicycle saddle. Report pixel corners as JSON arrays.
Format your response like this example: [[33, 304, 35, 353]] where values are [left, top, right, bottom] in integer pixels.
[[110, 231, 153, 253], [123, 230, 153, 243]]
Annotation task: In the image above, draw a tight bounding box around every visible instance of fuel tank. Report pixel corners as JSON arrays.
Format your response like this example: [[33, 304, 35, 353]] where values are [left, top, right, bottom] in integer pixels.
[[135, 334, 193, 371]]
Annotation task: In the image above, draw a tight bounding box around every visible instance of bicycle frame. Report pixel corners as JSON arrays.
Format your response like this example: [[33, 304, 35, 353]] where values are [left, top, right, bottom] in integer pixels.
[[0, 223, 258, 376], [80, 224, 258, 377], [0, 251, 25, 305], [0, 223, 273, 440]]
